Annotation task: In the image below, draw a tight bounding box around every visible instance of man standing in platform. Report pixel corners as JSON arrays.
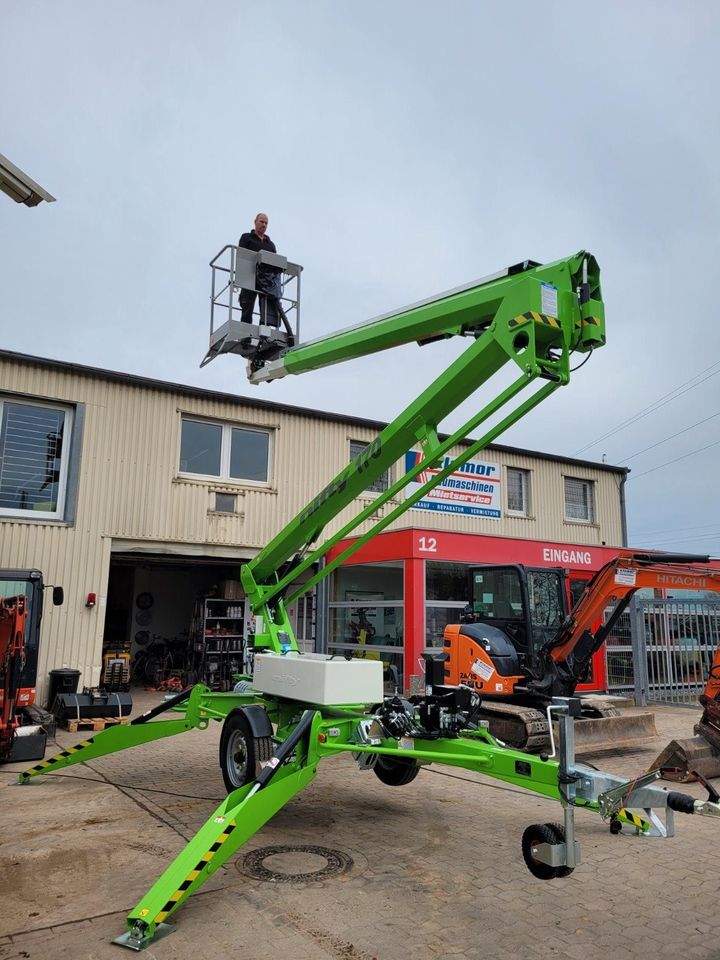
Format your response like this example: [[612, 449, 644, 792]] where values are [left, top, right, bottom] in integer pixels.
[[238, 212, 280, 327]]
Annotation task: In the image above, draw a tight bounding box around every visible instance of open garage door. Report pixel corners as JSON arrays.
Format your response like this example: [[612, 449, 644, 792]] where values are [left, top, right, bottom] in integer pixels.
[[104, 550, 316, 692], [104, 552, 248, 691]]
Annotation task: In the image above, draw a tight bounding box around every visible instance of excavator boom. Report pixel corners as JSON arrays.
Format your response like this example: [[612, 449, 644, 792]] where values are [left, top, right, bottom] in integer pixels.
[[545, 552, 720, 667]]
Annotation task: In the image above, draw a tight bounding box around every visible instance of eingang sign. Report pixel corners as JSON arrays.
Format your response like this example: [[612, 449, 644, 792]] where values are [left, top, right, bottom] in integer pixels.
[[404, 451, 501, 519]]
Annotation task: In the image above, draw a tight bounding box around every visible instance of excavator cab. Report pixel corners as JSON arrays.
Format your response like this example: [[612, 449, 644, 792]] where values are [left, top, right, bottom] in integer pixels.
[[201, 244, 302, 373], [468, 565, 567, 666], [442, 564, 568, 701], [443, 561, 661, 752]]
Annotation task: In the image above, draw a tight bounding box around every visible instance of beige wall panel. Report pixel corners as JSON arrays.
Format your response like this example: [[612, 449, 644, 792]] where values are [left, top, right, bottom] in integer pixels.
[[1, 355, 626, 698], [0, 520, 106, 696]]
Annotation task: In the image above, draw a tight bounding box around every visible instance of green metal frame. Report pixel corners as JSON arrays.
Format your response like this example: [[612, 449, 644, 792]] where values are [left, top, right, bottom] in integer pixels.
[[20, 687, 655, 949]]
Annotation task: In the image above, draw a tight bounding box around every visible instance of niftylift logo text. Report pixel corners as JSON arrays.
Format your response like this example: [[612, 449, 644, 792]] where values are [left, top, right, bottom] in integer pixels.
[[300, 437, 383, 525]]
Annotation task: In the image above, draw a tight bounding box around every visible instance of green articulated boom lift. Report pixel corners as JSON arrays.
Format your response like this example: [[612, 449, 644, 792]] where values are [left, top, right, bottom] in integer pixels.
[[17, 250, 720, 950]]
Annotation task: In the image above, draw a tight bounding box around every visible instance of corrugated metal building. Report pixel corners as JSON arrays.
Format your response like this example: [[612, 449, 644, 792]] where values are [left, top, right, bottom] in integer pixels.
[[0, 349, 627, 699]]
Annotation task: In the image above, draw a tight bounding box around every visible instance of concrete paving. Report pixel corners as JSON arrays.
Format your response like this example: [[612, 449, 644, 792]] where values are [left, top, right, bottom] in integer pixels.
[[0, 693, 717, 960]]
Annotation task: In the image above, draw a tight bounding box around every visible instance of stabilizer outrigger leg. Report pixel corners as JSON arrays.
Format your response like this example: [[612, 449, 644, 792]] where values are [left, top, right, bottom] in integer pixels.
[[114, 710, 320, 951], [17, 686, 210, 784]]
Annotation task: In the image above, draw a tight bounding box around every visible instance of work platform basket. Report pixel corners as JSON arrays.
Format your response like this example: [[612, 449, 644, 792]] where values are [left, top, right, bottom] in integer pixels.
[[202, 244, 302, 370]]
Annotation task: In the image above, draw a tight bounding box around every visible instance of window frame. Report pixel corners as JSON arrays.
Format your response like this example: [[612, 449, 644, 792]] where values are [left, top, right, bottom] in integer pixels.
[[294, 592, 315, 645], [349, 439, 392, 495], [506, 466, 530, 517], [0, 396, 74, 521], [179, 416, 272, 486], [563, 475, 595, 523]]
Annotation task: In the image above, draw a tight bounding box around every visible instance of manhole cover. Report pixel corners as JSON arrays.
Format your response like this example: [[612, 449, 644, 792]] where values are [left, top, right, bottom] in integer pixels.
[[239, 844, 354, 883]]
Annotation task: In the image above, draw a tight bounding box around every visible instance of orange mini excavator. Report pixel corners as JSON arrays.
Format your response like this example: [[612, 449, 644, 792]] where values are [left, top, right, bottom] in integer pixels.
[[0, 570, 63, 763], [442, 551, 720, 754]]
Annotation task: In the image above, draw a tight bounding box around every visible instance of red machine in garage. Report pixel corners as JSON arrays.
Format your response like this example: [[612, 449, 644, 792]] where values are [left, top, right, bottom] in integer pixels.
[[0, 569, 63, 762]]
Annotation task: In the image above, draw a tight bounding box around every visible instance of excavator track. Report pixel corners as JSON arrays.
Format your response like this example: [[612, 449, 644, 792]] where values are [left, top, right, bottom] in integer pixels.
[[478, 699, 658, 755], [477, 702, 550, 752]]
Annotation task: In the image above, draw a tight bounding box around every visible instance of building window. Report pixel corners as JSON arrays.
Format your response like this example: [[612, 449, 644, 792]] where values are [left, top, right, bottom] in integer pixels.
[[426, 561, 469, 602], [569, 576, 591, 609], [180, 417, 270, 483], [564, 476, 594, 522], [214, 492, 236, 513], [0, 398, 73, 520], [349, 440, 391, 494], [295, 593, 315, 647], [425, 561, 470, 650], [328, 562, 404, 682], [506, 467, 530, 515]]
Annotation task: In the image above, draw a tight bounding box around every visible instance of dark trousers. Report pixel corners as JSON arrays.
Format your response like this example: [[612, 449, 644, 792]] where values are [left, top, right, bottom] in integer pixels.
[[239, 289, 279, 327]]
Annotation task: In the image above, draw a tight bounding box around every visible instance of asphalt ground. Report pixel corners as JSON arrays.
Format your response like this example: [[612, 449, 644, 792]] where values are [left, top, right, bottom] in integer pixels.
[[1, 693, 718, 960]]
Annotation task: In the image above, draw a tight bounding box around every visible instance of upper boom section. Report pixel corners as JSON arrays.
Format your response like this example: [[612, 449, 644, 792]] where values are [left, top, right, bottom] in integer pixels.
[[250, 251, 603, 384], [242, 251, 605, 612]]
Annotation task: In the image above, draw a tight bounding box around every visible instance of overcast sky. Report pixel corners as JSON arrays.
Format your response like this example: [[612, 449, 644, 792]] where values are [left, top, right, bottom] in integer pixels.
[[2, 1, 719, 555]]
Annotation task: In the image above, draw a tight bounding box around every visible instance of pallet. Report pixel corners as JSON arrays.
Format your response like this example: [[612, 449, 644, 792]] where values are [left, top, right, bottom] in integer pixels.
[[62, 715, 131, 733]]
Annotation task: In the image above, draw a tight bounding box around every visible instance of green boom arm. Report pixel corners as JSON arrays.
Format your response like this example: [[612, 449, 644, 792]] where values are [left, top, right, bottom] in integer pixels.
[[241, 252, 604, 650]]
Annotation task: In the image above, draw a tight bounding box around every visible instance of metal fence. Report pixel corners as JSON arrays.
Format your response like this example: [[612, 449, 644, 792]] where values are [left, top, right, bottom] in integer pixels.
[[605, 598, 720, 704]]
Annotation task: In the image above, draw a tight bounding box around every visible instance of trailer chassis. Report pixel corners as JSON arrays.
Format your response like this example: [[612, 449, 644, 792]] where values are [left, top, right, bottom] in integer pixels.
[[17, 685, 720, 950]]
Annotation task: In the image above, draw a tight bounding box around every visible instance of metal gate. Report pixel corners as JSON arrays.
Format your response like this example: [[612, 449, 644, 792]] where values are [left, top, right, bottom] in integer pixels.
[[605, 598, 720, 704]]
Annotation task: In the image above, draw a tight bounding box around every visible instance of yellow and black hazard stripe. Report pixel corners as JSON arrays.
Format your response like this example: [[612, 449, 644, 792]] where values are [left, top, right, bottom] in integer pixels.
[[575, 315, 601, 329], [510, 311, 560, 329], [618, 808, 649, 831], [23, 738, 95, 778], [153, 819, 238, 924]]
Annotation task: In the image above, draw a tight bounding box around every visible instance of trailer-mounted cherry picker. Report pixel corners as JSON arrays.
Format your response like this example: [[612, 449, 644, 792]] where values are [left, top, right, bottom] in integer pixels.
[[17, 248, 720, 950]]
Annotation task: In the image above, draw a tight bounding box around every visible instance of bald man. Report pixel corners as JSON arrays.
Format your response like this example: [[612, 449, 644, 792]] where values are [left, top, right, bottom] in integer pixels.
[[238, 212, 279, 326]]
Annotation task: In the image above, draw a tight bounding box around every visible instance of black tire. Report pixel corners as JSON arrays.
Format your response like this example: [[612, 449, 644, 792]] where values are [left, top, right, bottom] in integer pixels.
[[544, 822, 574, 878], [144, 654, 160, 685], [521, 822, 570, 880], [219, 709, 273, 794], [131, 654, 147, 684], [372, 755, 420, 786]]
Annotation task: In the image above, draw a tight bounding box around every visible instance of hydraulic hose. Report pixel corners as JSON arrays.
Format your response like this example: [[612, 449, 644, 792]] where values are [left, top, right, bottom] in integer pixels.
[[255, 710, 316, 789]]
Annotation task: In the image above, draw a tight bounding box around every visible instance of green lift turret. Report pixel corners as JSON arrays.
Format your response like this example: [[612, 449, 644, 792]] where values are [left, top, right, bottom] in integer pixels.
[[17, 249, 720, 951]]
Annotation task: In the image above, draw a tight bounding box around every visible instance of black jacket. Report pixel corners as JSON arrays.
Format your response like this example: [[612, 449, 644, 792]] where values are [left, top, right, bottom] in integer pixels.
[[238, 230, 276, 255], [238, 230, 280, 294]]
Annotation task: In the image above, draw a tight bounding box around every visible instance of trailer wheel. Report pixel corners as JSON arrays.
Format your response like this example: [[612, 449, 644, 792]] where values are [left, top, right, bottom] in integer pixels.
[[372, 755, 420, 786], [219, 710, 273, 793], [521, 823, 572, 880]]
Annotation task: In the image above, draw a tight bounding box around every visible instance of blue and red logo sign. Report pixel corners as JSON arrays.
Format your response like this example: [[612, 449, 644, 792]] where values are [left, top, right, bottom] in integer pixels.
[[403, 451, 501, 519]]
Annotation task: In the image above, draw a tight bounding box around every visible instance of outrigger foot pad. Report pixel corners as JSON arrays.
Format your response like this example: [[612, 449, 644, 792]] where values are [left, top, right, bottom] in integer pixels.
[[113, 921, 175, 951]]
